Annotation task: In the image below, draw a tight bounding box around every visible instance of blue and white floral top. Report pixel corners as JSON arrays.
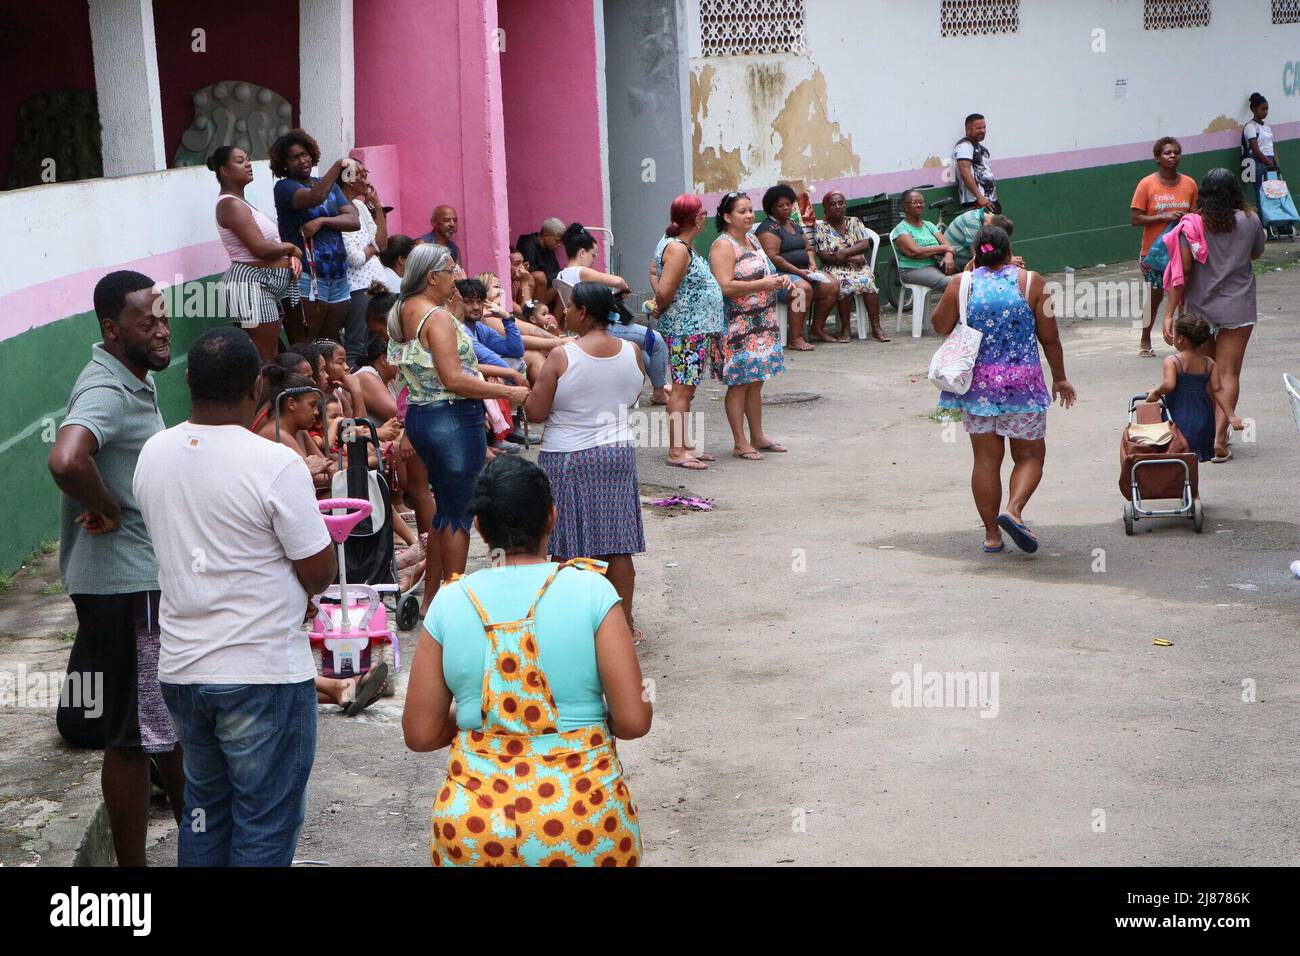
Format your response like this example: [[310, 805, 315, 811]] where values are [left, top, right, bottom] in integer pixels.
[[653, 236, 726, 337]]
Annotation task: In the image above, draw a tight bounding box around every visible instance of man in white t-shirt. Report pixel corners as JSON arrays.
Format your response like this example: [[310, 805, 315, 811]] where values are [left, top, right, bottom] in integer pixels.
[[953, 113, 997, 210], [134, 327, 335, 866]]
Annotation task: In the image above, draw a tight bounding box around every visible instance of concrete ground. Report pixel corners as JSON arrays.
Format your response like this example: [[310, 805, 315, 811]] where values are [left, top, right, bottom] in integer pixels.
[[7, 246, 1300, 867]]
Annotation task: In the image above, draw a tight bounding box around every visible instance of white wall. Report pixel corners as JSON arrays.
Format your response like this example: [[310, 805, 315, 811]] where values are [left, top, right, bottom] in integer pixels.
[[689, 0, 1300, 189], [0, 162, 278, 337]]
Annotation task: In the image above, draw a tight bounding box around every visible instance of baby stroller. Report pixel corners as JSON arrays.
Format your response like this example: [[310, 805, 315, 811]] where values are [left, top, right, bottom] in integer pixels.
[[1119, 395, 1203, 534], [1259, 171, 1299, 241], [329, 416, 425, 630]]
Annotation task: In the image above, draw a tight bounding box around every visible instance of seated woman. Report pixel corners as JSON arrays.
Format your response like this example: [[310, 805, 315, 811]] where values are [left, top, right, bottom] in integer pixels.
[[254, 365, 335, 494], [554, 223, 669, 405], [402, 455, 651, 866], [889, 189, 959, 291], [755, 183, 838, 350], [813, 190, 889, 342]]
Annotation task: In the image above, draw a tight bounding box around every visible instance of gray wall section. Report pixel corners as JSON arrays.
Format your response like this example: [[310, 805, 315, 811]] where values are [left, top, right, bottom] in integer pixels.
[[602, 0, 692, 297]]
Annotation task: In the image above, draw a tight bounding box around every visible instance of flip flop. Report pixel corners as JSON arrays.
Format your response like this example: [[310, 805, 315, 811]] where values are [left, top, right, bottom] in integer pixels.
[[1138, 348, 1157, 357], [667, 456, 709, 470], [787, 342, 816, 351], [982, 542, 1005, 553], [871, 330, 891, 342], [732, 449, 764, 461], [688, 451, 716, 462], [1211, 450, 1233, 463], [757, 442, 788, 453], [344, 661, 389, 716], [996, 514, 1039, 554]]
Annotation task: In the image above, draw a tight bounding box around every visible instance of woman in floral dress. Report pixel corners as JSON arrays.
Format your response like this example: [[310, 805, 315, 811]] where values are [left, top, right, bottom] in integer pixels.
[[708, 191, 791, 461], [813, 190, 890, 342]]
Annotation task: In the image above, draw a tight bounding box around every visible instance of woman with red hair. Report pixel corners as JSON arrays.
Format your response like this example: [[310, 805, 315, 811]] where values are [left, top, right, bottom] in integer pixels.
[[649, 195, 726, 469]]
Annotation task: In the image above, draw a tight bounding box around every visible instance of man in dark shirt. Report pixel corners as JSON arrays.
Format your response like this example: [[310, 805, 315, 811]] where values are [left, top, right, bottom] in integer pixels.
[[418, 204, 461, 264], [517, 217, 565, 310]]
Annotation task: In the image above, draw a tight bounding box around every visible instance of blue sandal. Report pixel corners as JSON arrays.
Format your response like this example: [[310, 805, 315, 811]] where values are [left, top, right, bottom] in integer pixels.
[[982, 541, 1005, 553], [996, 514, 1039, 554]]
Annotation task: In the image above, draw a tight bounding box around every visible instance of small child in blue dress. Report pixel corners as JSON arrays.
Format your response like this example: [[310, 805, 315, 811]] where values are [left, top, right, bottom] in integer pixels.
[[1145, 313, 1242, 462]]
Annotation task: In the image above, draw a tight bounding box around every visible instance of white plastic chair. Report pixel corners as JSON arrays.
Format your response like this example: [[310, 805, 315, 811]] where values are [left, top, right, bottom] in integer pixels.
[[1284, 373, 1300, 433], [887, 232, 934, 338], [844, 227, 881, 340]]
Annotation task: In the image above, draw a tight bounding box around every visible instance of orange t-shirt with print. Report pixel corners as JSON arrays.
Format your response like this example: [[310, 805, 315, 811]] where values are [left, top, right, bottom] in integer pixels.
[[1131, 173, 1199, 256]]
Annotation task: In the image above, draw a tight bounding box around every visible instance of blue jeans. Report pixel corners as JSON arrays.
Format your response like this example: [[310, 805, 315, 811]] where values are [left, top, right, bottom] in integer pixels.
[[608, 322, 667, 388], [161, 679, 317, 867], [405, 399, 486, 534]]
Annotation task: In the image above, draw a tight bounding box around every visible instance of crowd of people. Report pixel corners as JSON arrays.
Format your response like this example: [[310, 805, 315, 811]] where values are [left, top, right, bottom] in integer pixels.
[[46, 99, 1275, 866]]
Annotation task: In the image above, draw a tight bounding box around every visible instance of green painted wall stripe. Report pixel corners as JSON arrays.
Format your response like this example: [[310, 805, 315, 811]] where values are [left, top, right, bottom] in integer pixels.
[[1, 275, 228, 574]]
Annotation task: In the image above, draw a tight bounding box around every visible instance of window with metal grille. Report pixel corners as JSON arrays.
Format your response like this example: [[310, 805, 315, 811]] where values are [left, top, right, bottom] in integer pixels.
[[698, 0, 806, 57], [1273, 0, 1300, 24], [1144, 0, 1211, 29], [940, 0, 1020, 38]]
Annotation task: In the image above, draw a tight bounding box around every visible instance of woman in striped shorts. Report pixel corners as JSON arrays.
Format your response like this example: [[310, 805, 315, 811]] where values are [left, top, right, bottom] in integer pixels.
[[209, 145, 302, 361]]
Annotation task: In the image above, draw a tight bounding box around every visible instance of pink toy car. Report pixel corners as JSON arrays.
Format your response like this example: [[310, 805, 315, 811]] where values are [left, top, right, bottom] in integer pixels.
[[309, 498, 399, 696]]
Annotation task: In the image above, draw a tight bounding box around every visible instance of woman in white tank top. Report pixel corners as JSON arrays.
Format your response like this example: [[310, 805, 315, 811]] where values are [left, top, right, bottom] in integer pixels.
[[526, 282, 649, 642], [209, 146, 303, 361]]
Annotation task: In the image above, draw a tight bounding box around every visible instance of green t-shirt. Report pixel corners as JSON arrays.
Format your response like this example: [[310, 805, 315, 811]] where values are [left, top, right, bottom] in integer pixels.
[[59, 344, 164, 595], [890, 219, 946, 270]]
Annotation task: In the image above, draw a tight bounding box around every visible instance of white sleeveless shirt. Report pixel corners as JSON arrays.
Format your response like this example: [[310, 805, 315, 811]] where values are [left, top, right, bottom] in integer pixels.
[[540, 338, 644, 453]]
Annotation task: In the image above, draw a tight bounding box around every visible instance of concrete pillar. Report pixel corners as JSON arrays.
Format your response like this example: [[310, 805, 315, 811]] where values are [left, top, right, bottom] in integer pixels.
[[457, 0, 512, 282], [602, 0, 693, 284], [87, 0, 167, 177], [299, 0, 356, 165]]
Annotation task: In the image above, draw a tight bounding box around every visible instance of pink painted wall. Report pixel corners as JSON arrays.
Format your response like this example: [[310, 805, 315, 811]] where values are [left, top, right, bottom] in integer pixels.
[[498, 0, 605, 266], [350, 144, 403, 235], [353, 0, 511, 283]]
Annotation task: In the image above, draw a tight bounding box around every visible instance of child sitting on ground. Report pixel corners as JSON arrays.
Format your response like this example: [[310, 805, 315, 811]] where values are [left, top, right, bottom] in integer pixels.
[[1145, 312, 1243, 462]]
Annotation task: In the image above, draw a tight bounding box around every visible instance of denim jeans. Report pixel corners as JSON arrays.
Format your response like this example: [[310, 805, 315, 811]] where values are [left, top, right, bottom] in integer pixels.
[[161, 679, 317, 867], [404, 399, 486, 534], [608, 322, 668, 388]]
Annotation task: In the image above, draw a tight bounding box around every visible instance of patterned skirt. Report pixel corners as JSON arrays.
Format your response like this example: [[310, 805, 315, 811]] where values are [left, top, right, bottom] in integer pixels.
[[538, 443, 645, 559], [223, 261, 298, 328], [716, 304, 785, 386]]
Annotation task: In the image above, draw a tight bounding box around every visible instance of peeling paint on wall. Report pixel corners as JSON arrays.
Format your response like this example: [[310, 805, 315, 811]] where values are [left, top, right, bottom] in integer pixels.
[[692, 64, 749, 192], [772, 70, 860, 182], [1203, 115, 1238, 133], [921, 155, 944, 169]]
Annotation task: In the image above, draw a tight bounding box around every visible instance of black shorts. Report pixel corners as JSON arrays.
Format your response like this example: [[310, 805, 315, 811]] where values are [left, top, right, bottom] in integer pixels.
[[57, 592, 176, 753]]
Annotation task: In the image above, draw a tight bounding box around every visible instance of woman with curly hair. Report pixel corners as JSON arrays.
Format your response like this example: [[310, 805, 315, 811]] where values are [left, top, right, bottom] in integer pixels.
[[270, 128, 359, 342], [1161, 168, 1265, 463]]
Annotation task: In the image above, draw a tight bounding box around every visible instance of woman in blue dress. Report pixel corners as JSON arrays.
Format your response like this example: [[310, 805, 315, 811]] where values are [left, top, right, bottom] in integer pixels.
[[932, 226, 1077, 554]]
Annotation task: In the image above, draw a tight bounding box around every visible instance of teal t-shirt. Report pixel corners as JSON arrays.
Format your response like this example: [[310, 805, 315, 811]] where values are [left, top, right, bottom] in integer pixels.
[[890, 218, 946, 270], [424, 563, 622, 731]]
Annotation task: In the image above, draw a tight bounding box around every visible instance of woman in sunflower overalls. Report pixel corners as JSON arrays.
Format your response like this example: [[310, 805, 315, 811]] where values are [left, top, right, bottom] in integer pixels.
[[403, 455, 652, 866]]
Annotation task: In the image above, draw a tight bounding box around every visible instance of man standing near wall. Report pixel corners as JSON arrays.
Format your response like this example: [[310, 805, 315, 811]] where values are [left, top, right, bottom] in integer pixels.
[[47, 270, 185, 867], [135, 327, 336, 866], [954, 114, 998, 210]]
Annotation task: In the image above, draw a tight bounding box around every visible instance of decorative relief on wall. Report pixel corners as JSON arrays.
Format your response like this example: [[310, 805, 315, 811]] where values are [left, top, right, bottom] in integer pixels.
[[8, 89, 102, 189], [172, 81, 293, 167], [698, 0, 805, 57]]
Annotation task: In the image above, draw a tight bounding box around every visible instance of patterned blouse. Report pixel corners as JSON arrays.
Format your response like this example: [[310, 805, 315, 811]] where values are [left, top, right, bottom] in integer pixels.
[[813, 217, 878, 295], [653, 236, 726, 336], [389, 306, 480, 405]]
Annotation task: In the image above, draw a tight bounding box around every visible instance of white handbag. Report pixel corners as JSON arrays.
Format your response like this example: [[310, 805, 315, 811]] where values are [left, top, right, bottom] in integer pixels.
[[927, 270, 982, 394]]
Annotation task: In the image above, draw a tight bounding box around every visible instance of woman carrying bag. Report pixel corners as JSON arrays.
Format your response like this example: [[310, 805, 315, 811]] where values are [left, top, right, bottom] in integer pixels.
[[931, 226, 1076, 554]]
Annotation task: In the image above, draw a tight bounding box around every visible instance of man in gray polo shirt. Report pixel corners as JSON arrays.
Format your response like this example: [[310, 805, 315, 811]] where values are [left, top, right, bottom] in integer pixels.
[[48, 270, 185, 866]]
